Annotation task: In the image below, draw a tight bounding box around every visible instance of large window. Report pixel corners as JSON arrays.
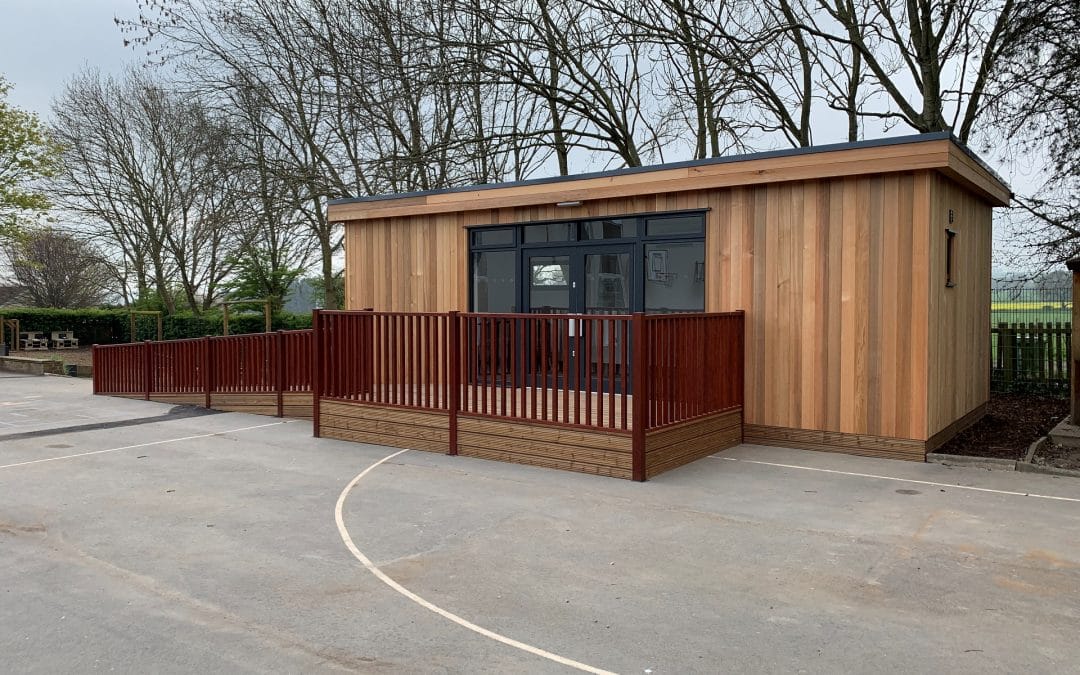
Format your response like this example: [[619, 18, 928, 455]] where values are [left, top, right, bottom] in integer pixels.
[[468, 211, 706, 314], [645, 242, 705, 313], [472, 250, 516, 312]]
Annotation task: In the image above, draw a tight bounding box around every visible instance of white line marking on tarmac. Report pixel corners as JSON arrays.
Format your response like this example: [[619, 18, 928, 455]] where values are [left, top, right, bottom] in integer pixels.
[[0, 421, 290, 471], [713, 456, 1080, 503], [335, 449, 618, 675]]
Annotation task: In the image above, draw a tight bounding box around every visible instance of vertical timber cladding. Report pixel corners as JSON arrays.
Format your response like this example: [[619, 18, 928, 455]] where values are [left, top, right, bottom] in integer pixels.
[[336, 150, 1006, 459], [925, 172, 993, 446], [342, 176, 934, 446]]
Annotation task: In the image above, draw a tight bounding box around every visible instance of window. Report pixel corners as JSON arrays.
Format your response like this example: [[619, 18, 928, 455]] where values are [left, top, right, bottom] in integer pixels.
[[945, 228, 956, 287], [472, 250, 516, 312], [468, 211, 708, 313], [646, 214, 704, 237], [581, 218, 636, 240], [472, 228, 514, 247], [645, 241, 705, 313], [530, 260, 568, 286], [523, 222, 572, 243]]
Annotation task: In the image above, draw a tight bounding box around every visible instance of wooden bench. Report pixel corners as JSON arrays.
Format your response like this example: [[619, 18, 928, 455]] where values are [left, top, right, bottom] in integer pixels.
[[51, 331, 79, 349], [19, 332, 48, 350]]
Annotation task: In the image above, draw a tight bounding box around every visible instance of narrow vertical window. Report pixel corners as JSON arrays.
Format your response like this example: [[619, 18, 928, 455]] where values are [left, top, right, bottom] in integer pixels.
[[945, 228, 957, 287]]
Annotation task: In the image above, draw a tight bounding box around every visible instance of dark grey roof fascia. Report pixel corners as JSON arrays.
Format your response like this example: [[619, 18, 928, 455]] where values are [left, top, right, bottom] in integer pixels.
[[328, 131, 1010, 206]]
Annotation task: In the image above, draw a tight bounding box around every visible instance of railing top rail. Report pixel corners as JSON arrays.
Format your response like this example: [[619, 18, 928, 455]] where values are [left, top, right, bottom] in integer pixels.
[[318, 309, 448, 318], [644, 310, 745, 320], [95, 337, 203, 349], [317, 308, 746, 321], [467, 311, 632, 320]]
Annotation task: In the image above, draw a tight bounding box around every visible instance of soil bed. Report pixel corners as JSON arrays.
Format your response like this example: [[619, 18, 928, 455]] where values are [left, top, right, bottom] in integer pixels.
[[1031, 442, 1080, 472], [935, 393, 1068, 460]]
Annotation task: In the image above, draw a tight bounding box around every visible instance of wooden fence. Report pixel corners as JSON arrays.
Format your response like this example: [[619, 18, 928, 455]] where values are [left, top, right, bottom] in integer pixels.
[[315, 310, 745, 480], [93, 329, 313, 417], [991, 322, 1070, 393]]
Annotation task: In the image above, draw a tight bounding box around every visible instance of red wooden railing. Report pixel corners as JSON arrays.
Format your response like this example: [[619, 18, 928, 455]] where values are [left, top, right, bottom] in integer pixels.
[[313, 309, 744, 434], [151, 337, 206, 394], [459, 313, 632, 430], [639, 313, 744, 428], [93, 330, 314, 416], [92, 342, 146, 396], [319, 311, 451, 409], [95, 311, 744, 479]]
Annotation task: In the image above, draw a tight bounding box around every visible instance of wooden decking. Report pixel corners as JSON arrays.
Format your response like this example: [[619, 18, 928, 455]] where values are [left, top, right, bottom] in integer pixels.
[[319, 392, 743, 480]]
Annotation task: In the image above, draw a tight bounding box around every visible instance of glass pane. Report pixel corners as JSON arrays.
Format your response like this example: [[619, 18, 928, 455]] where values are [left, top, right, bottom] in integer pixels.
[[585, 252, 631, 315], [472, 228, 514, 247], [529, 255, 570, 313], [646, 214, 704, 236], [645, 242, 705, 313], [581, 218, 636, 240], [472, 250, 516, 312], [523, 222, 572, 243]]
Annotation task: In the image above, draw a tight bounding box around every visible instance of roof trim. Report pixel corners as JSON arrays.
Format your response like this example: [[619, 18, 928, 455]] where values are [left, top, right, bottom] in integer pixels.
[[329, 132, 1007, 206], [328, 133, 1011, 221]]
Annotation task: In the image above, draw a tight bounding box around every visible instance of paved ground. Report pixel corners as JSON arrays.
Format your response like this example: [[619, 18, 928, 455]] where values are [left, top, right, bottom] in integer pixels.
[[2, 371, 1079, 673]]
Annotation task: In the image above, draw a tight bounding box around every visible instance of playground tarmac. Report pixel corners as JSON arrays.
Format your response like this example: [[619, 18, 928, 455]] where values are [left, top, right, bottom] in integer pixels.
[[2, 371, 1080, 673]]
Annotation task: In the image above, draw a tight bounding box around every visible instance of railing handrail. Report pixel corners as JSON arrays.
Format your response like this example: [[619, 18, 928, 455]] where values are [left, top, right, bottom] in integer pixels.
[[94, 328, 314, 349]]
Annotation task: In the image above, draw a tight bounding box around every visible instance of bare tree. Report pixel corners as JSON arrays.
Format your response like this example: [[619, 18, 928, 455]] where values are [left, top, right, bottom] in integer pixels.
[[51, 68, 251, 313], [2, 228, 113, 308], [989, 1, 1080, 269], [809, 0, 1026, 142]]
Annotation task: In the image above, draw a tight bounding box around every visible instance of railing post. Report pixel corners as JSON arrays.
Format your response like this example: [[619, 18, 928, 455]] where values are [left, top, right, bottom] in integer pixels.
[[276, 330, 285, 418], [203, 336, 213, 409], [143, 340, 152, 401], [312, 310, 322, 438], [91, 345, 99, 394], [631, 312, 647, 481], [448, 311, 460, 456]]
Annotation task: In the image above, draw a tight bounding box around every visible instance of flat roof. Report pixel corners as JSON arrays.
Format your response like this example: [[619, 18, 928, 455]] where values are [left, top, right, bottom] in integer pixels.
[[328, 133, 1012, 221]]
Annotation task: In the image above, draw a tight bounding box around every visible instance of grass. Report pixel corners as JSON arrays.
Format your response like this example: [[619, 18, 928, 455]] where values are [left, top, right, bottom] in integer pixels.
[[991, 306, 1071, 326]]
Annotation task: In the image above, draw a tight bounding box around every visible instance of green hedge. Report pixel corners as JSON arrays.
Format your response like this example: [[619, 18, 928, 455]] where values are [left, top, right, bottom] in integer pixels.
[[0, 308, 313, 345]]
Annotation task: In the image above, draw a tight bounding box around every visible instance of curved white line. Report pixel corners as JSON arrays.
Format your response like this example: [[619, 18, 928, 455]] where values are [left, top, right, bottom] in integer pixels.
[[334, 449, 618, 675]]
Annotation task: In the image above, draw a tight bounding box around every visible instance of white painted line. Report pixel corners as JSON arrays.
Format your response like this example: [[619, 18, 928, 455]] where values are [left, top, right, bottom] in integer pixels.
[[0, 421, 290, 471], [713, 456, 1080, 503], [335, 449, 618, 675]]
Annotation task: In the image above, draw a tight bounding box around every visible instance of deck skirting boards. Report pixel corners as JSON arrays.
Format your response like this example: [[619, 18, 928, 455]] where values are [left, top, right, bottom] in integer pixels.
[[743, 424, 926, 461]]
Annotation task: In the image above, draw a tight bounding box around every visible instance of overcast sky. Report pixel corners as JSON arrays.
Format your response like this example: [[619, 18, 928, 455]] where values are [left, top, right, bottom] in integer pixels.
[[0, 0, 136, 115], [0, 0, 1049, 274]]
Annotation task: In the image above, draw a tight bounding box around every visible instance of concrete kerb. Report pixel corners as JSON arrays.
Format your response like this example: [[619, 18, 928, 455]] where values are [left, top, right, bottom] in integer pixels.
[[925, 452, 1017, 471], [1014, 434, 1080, 478], [928, 436, 1080, 478]]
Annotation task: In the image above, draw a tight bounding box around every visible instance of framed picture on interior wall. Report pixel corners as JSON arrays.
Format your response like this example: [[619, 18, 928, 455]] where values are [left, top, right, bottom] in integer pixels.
[[694, 261, 705, 282], [647, 249, 667, 281]]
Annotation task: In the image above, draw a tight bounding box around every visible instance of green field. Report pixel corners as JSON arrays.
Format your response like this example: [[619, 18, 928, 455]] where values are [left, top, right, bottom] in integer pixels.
[[990, 303, 1071, 326]]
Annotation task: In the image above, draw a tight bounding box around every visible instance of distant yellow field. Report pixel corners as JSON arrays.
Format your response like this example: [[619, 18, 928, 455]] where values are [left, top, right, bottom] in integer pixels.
[[991, 301, 1071, 311]]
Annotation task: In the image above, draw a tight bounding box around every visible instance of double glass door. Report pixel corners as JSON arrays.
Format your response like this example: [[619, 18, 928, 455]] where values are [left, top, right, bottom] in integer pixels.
[[523, 245, 633, 390], [524, 245, 634, 316]]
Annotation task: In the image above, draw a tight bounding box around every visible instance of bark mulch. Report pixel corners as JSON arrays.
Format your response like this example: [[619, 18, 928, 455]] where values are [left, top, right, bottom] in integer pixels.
[[935, 393, 1069, 461], [1032, 442, 1080, 472]]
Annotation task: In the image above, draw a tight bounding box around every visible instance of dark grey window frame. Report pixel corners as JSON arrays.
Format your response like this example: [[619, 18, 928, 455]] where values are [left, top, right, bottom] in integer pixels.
[[466, 209, 708, 313]]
